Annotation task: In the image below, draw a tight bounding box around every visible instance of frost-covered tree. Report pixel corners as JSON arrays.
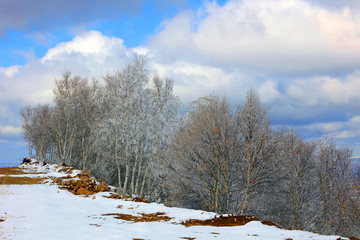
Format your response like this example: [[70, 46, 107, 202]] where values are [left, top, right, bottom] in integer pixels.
[[96, 56, 148, 192], [53, 71, 90, 165], [95, 56, 180, 197]]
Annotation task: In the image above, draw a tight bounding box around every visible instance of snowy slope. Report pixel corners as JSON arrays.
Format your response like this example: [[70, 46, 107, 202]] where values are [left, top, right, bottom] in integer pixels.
[[0, 160, 349, 240]]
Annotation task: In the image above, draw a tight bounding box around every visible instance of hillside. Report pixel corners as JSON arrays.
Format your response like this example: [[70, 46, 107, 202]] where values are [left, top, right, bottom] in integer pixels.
[[0, 159, 352, 240]]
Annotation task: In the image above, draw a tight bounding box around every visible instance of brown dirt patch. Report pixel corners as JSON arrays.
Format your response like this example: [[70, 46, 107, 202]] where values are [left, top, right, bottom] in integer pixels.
[[0, 219, 5, 222], [132, 197, 149, 203], [103, 212, 172, 222], [103, 193, 124, 199], [261, 220, 283, 229], [58, 166, 74, 174], [180, 237, 196, 240], [0, 167, 26, 175], [181, 215, 259, 227], [54, 172, 109, 196], [0, 176, 46, 185]]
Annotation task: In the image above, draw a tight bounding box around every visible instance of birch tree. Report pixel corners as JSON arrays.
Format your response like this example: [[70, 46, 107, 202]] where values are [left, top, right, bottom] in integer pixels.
[[53, 71, 89, 165], [234, 89, 281, 215], [316, 138, 354, 235], [97, 56, 148, 192], [282, 131, 318, 230], [166, 95, 238, 213]]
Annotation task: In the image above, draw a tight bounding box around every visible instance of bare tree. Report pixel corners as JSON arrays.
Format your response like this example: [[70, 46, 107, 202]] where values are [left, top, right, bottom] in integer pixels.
[[281, 130, 318, 230], [166, 95, 237, 213], [20, 105, 36, 158], [234, 89, 281, 215], [316, 138, 354, 235], [20, 104, 54, 162]]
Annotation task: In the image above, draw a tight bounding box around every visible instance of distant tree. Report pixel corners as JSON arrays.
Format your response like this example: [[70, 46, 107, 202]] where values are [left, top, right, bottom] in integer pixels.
[[316, 138, 353, 235], [20, 105, 36, 158], [20, 104, 54, 163], [280, 130, 318, 230], [345, 165, 360, 237]]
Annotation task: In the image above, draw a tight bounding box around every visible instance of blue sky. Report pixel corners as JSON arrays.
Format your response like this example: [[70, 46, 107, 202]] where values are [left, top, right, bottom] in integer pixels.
[[1, 0, 360, 166]]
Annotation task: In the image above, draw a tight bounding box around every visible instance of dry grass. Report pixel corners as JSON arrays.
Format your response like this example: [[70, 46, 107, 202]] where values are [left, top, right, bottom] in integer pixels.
[[103, 212, 172, 222], [0, 176, 46, 185], [0, 167, 26, 175]]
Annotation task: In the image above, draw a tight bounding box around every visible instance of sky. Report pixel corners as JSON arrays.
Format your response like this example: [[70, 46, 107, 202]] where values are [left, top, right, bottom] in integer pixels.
[[1, 0, 360, 166]]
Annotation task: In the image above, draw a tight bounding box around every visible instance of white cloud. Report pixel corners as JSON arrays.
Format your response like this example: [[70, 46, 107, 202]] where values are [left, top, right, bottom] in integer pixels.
[[0, 31, 137, 144], [0, 31, 135, 105], [301, 115, 360, 139], [0, 125, 22, 135], [0, 0, 360, 155], [42, 31, 129, 63], [259, 81, 282, 103], [151, 60, 249, 103], [0, 66, 20, 77], [286, 71, 360, 106], [149, 0, 360, 74]]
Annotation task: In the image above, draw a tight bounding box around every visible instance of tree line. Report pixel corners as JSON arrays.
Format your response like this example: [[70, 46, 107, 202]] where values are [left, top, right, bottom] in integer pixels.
[[20, 56, 360, 237]]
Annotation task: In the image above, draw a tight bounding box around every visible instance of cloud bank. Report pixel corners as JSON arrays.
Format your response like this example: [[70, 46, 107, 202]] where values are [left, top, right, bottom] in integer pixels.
[[1, 0, 360, 155]]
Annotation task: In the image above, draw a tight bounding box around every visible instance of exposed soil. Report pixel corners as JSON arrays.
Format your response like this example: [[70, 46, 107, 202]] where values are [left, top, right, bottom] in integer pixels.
[[181, 215, 259, 227], [261, 220, 283, 229], [104, 193, 126, 199], [54, 172, 110, 196], [103, 212, 172, 222], [0, 167, 26, 175], [57, 166, 74, 175], [0, 176, 46, 185], [132, 197, 149, 203]]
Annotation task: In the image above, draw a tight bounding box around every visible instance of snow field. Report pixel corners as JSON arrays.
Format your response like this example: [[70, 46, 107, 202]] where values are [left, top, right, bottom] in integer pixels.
[[0, 161, 349, 240]]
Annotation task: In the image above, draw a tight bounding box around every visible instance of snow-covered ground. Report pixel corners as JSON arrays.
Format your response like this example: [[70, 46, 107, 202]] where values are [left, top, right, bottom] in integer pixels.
[[0, 161, 349, 240]]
